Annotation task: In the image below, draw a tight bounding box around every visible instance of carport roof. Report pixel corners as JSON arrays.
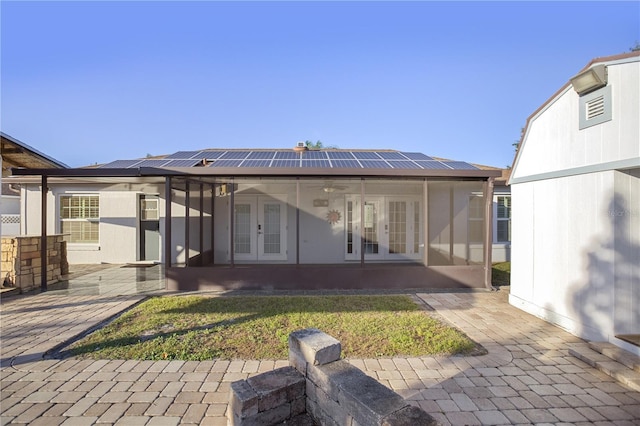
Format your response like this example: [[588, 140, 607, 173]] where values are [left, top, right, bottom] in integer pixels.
[[10, 148, 502, 180]]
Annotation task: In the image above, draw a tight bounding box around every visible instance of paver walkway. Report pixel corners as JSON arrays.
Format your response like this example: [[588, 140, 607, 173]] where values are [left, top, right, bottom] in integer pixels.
[[1, 285, 639, 425]]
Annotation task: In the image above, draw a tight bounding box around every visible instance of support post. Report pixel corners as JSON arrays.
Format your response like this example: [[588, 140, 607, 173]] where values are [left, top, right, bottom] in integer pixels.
[[360, 178, 365, 267], [229, 179, 235, 267], [199, 183, 204, 266], [165, 177, 172, 271], [211, 184, 215, 265], [423, 179, 429, 266], [40, 174, 48, 292], [185, 181, 190, 267], [484, 177, 495, 289], [296, 178, 300, 265]]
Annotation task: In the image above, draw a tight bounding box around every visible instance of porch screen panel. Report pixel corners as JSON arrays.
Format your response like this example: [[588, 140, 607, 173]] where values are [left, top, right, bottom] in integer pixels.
[[388, 201, 407, 254], [234, 204, 252, 254], [263, 203, 281, 254], [346, 200, 354, 255], [428, 181, 485, 265]]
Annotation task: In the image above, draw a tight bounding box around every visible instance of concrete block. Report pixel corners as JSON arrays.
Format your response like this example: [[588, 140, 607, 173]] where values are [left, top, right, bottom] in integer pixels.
[[229, 379, 259, 418], [306, 360, 353, 402], [234, 403, 291, 426], [291, 396, 306, 417], [246, 366, 305, 411], [289, 328, 341, 366], [306, 398, 339, 426], [329, 363, 408, 426], [289, 347, 308, 375], [382, 405, 439, 426]]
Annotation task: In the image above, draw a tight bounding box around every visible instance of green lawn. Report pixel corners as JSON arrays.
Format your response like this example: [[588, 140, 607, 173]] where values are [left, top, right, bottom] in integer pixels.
[[492, 262, 511, 286], [69, 295, 477, 360]]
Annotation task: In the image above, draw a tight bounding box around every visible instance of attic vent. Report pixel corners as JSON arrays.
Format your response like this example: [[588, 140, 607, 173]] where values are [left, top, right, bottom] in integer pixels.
[[586, 95, 605, 120], [578, 85, 612, 130]]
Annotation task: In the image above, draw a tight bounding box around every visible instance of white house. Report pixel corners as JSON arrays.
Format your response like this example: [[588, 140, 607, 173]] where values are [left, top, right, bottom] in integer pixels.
[[509, 51, 640, 355], [12, 147, 503, 291]]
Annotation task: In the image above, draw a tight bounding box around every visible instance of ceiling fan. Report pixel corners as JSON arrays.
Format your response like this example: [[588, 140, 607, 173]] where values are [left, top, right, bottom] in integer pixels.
[[312, 181, 349, 193]]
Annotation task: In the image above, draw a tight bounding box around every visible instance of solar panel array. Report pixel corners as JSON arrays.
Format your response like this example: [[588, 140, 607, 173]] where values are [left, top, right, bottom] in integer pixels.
[[99, 150, 479, 171]]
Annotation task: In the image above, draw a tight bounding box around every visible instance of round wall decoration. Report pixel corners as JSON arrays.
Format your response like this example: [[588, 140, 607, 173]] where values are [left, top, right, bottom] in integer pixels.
[[326, 209, 341, 225]]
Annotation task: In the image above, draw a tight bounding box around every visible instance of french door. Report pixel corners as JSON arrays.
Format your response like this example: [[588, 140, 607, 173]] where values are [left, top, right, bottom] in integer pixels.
[[345, 196, 421, 260], [234, 196, 287, 261]]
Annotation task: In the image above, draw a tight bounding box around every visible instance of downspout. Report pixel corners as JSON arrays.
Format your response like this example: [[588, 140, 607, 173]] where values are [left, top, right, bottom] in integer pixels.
[[484, 177, 495, 290]]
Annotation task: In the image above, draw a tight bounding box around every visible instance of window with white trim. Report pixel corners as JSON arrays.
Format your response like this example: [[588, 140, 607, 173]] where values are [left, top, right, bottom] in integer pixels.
[[59, 195, 99, 243], [496, 195, 511, 243]]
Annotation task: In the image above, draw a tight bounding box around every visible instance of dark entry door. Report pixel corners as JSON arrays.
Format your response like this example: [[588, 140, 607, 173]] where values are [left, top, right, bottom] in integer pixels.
[[140, 195, 160, 261]]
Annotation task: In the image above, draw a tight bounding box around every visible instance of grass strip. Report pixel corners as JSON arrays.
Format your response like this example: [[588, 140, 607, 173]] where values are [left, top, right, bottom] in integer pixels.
[[69, 295, 477, 360]]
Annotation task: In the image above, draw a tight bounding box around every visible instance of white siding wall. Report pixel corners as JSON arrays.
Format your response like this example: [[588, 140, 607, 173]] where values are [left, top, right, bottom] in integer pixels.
[[22, 183, 165, 264], [510, 56, 640, 355], [510, 172, 620, 344], [512, 60, 640, 180]]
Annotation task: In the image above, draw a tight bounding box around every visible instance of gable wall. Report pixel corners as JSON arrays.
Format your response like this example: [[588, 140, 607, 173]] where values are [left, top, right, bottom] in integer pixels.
[[512, 60, 640, 181]]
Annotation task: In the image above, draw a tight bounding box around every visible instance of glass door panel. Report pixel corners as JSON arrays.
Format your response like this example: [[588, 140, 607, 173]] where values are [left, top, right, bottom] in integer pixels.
[[234, 200, 256, 259]]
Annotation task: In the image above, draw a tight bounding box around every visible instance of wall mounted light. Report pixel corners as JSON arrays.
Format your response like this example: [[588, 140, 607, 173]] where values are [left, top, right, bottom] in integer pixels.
[[570, 64, 608, 95]]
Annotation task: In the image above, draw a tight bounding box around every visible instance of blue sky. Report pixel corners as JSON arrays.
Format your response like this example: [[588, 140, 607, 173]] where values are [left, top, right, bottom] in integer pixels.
[[1, 1, 639, 168]]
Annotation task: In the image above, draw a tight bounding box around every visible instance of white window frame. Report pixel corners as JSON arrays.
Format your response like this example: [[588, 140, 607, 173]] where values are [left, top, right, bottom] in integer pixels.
[[59, 194, 100, 244], [494, 194, 511, 244]]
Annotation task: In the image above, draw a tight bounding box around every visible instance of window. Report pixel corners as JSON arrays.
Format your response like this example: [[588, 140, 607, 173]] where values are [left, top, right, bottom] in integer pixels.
[[468, 195, 484, 243], [60, 195, 99, 243], [579, 85, 612, 130], [496, 196, 511, 243]]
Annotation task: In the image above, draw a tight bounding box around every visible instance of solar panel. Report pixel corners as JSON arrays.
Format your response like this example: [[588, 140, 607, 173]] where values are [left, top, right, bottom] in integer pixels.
[[163, 159, 203, 167], [274, 151, 299, 159], [327, 151, 355, 159], [359, 160, 391, 169], [209, 159, 244, 167], [301, 160, 331, 168], [220, 151, 251, 160], [247, 151, 276, 159], [301, 151, 328, 159], [352, 152, 381, 160], [414, 161, 451, 170], [387, 161, 422, 169], [271, 159, 300, 167], [164, 151, 199, 159], [133, 159, 172, 168], [402, 152, 434, 160], [441, 161, 479, 170], [240, 159, 271, 167], [331, 159, 361, 168], [193, 151, 226, 159], [99, 160, 143, 168], [377, 151, 408, 160]]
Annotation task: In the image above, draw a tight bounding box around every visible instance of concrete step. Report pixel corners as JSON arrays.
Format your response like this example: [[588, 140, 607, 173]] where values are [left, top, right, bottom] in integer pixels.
[[568, 343, 640, 392], [589, 341, 640, 373]]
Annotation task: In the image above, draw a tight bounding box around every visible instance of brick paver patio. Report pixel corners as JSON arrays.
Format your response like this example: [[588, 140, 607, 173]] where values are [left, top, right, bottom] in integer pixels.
[[1, 270, 639, 425]]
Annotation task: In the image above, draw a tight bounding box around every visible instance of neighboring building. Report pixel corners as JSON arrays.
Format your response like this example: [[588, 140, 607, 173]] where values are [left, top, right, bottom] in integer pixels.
[[12, 147, 501, 291], [1, 132, 68, 236], [509, 51, 640, 355]]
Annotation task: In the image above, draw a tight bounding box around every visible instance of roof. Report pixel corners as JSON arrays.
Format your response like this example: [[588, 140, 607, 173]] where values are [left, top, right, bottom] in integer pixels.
[[509, 51, 640, 182], [1, 132, 69, 170], [11, 148, 501, 181]]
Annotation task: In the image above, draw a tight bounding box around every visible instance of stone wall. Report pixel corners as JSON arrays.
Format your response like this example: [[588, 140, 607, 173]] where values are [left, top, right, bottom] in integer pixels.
[[1, 235, 68, 292], [229, 328, 439, 426]]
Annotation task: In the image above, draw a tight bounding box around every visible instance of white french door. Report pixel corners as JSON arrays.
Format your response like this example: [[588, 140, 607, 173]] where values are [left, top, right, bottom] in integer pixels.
[[345, 196, 421, 261], [234, 196, 287, 261]]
